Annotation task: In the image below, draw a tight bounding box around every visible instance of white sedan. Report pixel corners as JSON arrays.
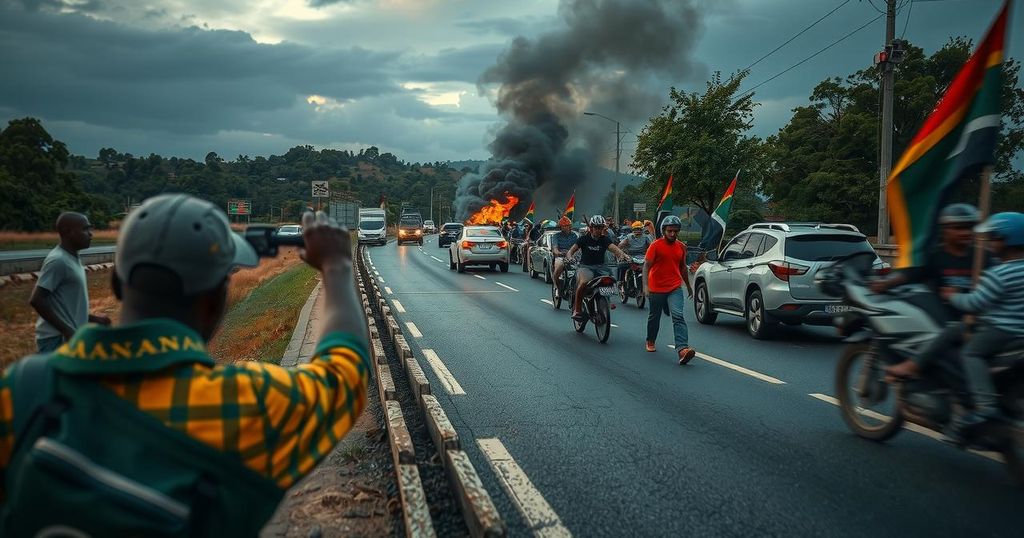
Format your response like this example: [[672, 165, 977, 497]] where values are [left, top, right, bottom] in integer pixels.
[[448, 225, 510, 273]]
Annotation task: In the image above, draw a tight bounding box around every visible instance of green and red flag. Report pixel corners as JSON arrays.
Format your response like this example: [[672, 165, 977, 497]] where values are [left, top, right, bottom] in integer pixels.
[[887, 0, 1010, 268], [656, 174, 673, 213], [698, 171, 739, 252], [564, 191, 575, 220], [523, 200, 535, 222]]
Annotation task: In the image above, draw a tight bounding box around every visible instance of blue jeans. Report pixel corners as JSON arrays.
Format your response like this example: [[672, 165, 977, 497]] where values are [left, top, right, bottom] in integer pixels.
[[647, 287, 689, 348]]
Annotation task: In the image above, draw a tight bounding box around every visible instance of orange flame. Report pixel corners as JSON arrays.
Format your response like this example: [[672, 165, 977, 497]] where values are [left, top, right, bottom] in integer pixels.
[[466, 193, 520, 225]]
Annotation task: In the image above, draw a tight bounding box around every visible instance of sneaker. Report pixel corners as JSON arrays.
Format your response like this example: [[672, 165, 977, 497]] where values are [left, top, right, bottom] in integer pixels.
[[677, 347, 696, 365], [645, 341, 656, 352]]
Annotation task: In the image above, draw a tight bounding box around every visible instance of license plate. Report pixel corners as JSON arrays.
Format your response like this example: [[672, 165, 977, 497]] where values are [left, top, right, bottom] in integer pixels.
[[598, 286, 616, 296], [478, 245, 493, 250], [825, 304, 851, 314]]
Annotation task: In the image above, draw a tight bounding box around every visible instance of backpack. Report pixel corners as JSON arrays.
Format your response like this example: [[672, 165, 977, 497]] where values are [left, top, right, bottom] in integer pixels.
[[1, 354, 284, 537]]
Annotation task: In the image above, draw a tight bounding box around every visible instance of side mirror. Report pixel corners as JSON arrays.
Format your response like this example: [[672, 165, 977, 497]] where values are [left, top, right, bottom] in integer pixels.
[[705, 250, 719, 262]]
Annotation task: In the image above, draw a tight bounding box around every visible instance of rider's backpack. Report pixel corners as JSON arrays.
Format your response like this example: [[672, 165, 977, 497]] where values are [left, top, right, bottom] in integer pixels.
[[0, 354, 284, 537]]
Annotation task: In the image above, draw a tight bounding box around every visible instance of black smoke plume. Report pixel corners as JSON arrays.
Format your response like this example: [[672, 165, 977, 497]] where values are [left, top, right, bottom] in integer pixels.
[[455, 0, 704, 221]]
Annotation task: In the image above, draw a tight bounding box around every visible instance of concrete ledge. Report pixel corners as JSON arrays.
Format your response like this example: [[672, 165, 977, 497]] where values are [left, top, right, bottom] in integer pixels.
[[0, 275, 11, 287], [422, 394, 460, 453], [446, 450, 506, 538], [397, 464, 437, 538], [369, 324, 380, 340], [372, 337, 387, 365], [376, 362, 397, 402], [388, 318, 401, 340], [280, 281, 322, 367], [385, 400, 416, 465], [404, 357, 431, 404], [394, 334, 412, 360]]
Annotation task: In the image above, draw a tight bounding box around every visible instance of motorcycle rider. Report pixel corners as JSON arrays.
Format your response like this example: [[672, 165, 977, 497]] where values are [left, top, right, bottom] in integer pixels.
[[937, 212, 1024, 436], [882, 203, 993, 379], [644, 215, 696, 363], [551, 217, 580, 297], [617, 220, 654, 284], [565, 215, 629, 321]]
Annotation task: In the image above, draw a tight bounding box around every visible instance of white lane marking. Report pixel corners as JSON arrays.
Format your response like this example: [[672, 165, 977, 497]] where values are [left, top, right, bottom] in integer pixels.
[[808, 393, 1003, 463], [423, 349, 466, 395], [477, 438, 572, 538], [611, 324, 619, 328], [495, 282, 519, 292], [431, 255, 444, 263], [405, 322, 423, 338], [666, 347, 785, 385], [384, 286, 393, 295], [377, 276, 385, 283], [540, 299, 554, 305], [391, 300, 406, 313], [474, 275, 486, 280], [374, 270, 380, 276]]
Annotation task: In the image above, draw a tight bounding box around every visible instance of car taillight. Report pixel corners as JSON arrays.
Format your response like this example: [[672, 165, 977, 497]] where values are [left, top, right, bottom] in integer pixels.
[[462, 240, 476, 248], [768, 261, 809, 282], [496, 241, 508, 249], [875, 266, 892, 276]]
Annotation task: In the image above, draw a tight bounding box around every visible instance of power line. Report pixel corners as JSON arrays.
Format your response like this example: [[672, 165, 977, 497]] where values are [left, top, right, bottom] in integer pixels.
[[743, 0, 853, 72], [901, 0, 914, 38], [738, 13, 885, 98]]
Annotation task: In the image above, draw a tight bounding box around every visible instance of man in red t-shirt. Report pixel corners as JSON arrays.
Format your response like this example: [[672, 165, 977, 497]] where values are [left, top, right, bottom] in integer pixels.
[[643, 215, 696, 364]]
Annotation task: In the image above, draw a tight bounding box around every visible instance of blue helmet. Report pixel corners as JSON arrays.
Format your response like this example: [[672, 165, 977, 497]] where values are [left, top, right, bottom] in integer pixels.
[[975, 212, 1024, 247]]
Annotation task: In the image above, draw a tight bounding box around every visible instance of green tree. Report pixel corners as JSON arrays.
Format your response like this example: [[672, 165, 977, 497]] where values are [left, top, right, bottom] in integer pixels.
[[632, 71, 769, 219]]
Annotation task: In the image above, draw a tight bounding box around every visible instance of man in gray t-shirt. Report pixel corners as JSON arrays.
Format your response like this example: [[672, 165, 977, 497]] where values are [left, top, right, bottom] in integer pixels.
[[30, 212, 111, 352], [617, 222, 654, 281]]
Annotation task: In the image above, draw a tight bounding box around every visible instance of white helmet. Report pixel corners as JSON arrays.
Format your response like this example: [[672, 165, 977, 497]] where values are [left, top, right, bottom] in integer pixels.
[[660, 215, 683, 233], [588, 214, 606, 227]]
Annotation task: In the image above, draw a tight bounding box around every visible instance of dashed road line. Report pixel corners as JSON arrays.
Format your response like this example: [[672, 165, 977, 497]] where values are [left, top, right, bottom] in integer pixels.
[[611, 324, 619, 328], [666, 346, 785, 384], [405, 322, 423, 338], [477, 438, 572, 538], [384, 286, 393, 295], [495, 282, 518, 292], [391, 300, 406, 313], [540, 299, 554, 306], [474, 275, 486, 280], [423, 349, 466, 395], [431, 255, 444, 263], [378, 277, 385, 283], [808, 393, 1003, 462]]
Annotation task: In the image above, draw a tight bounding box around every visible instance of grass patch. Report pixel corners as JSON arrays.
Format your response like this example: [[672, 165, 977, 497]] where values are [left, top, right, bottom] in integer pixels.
[[209, 263, 319, 364]]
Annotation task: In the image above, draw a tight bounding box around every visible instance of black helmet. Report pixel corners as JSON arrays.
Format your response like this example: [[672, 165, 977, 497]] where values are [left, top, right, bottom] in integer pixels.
[[938, 203, 980, 225]]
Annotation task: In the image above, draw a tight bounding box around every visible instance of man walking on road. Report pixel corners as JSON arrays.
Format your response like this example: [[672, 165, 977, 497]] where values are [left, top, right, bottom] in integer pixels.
[[0, 195, 370, 536], [644, 215, 696, 364], [29, 212, 111, 352]]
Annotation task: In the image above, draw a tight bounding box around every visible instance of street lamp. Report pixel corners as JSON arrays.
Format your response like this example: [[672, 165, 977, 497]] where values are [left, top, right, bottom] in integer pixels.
[[583, 111, 624, 226]]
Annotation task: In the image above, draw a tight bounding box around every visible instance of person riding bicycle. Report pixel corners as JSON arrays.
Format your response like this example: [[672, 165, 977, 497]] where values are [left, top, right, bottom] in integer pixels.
[[617, 220, 654, 283], [565, 215, 629, 321], [551, 217, 580, 296]]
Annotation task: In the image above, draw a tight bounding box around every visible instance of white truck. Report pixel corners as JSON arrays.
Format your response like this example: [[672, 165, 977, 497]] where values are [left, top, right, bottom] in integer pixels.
[[357, 208, 388, 246]]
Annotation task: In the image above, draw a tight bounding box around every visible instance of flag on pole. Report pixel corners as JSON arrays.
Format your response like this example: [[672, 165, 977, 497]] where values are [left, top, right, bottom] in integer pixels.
[[887, 0, 1010, 268], [698, 171, 739, 251], [564, 191, 576, 221], [656, 174, 673, 213], [524, 198, 540, 220]]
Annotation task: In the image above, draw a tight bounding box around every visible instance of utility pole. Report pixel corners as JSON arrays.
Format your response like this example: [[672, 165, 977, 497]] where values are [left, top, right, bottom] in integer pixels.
[[877, 0, 897, 244], [614, 119, 621, 226], [429, 187, 435, 223]]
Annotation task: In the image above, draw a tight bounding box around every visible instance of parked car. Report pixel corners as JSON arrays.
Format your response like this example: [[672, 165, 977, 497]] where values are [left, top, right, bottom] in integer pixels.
[[276, 224, 302, 237], [423, 220, 437, 234], [692, 222, 888, 339], [438, 222, 463, 249], [449, 225, 510, 273]]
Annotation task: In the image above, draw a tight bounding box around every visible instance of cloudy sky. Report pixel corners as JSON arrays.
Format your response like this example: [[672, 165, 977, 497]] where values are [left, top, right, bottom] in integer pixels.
[[1, 0, 1020, 168]]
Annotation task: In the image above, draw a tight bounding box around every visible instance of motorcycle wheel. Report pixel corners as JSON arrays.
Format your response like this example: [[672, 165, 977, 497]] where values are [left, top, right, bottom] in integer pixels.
[[618, 280, 628, 304], [835, 342, 905, 442], [594, 296, 611, 343], [573, 305, 587, 332], [551, 279, 562, 309]]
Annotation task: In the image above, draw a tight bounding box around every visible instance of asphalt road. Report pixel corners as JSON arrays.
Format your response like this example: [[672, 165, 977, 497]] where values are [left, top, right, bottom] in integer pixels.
[[365, 235, 1022, 537], [0, 245, 116, 261]]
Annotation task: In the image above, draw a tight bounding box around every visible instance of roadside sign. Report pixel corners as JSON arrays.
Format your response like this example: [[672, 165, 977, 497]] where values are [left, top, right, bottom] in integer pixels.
[[633, 203, 646, 212], [227, 199, 251, 215], [312, 180, 329, 198]]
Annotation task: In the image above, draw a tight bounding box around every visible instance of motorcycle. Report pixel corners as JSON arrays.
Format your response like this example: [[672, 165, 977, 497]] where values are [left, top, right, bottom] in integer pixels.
[[618, 255, 646, 308], [817, 251, 1024, 483], [551, 256, 575, 310], [509, 238, 525, 265]]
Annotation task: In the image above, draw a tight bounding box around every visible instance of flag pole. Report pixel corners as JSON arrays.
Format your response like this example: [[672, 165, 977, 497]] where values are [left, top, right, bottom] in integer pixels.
[[973, 166, 993, 284]]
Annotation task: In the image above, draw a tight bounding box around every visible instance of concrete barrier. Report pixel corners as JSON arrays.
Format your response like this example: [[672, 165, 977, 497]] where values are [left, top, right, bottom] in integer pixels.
[[422, 394, 460, 453], [385, 400, 416, 465], [404, 357, 431, 404], [397, 464, 437, 538], [446, 450, 506, 538]]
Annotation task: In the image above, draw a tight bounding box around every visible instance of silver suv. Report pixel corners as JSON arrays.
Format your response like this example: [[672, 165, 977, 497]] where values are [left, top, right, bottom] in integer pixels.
[[692, 222, 886, 339]]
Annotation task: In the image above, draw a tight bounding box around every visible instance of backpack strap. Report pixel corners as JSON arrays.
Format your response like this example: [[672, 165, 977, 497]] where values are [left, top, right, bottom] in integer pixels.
[[11, 354, 56, 441]]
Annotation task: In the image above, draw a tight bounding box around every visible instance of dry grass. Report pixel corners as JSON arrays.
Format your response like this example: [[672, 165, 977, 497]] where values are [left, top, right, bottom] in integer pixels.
[[0, 230, 120, 250], [0, 247, 304, 370]]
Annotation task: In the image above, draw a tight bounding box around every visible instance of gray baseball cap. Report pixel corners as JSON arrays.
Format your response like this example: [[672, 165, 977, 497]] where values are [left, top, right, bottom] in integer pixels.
[[116, 193, 258, 295]]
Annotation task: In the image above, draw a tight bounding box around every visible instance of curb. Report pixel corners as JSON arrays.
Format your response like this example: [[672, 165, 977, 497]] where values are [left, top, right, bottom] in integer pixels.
[[356, 247, 506, 538], [280, 281, 321, 367]]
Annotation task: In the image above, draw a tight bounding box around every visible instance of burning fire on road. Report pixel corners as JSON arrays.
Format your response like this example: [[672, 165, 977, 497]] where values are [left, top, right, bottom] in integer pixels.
[[465, 193, 519, 225]]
